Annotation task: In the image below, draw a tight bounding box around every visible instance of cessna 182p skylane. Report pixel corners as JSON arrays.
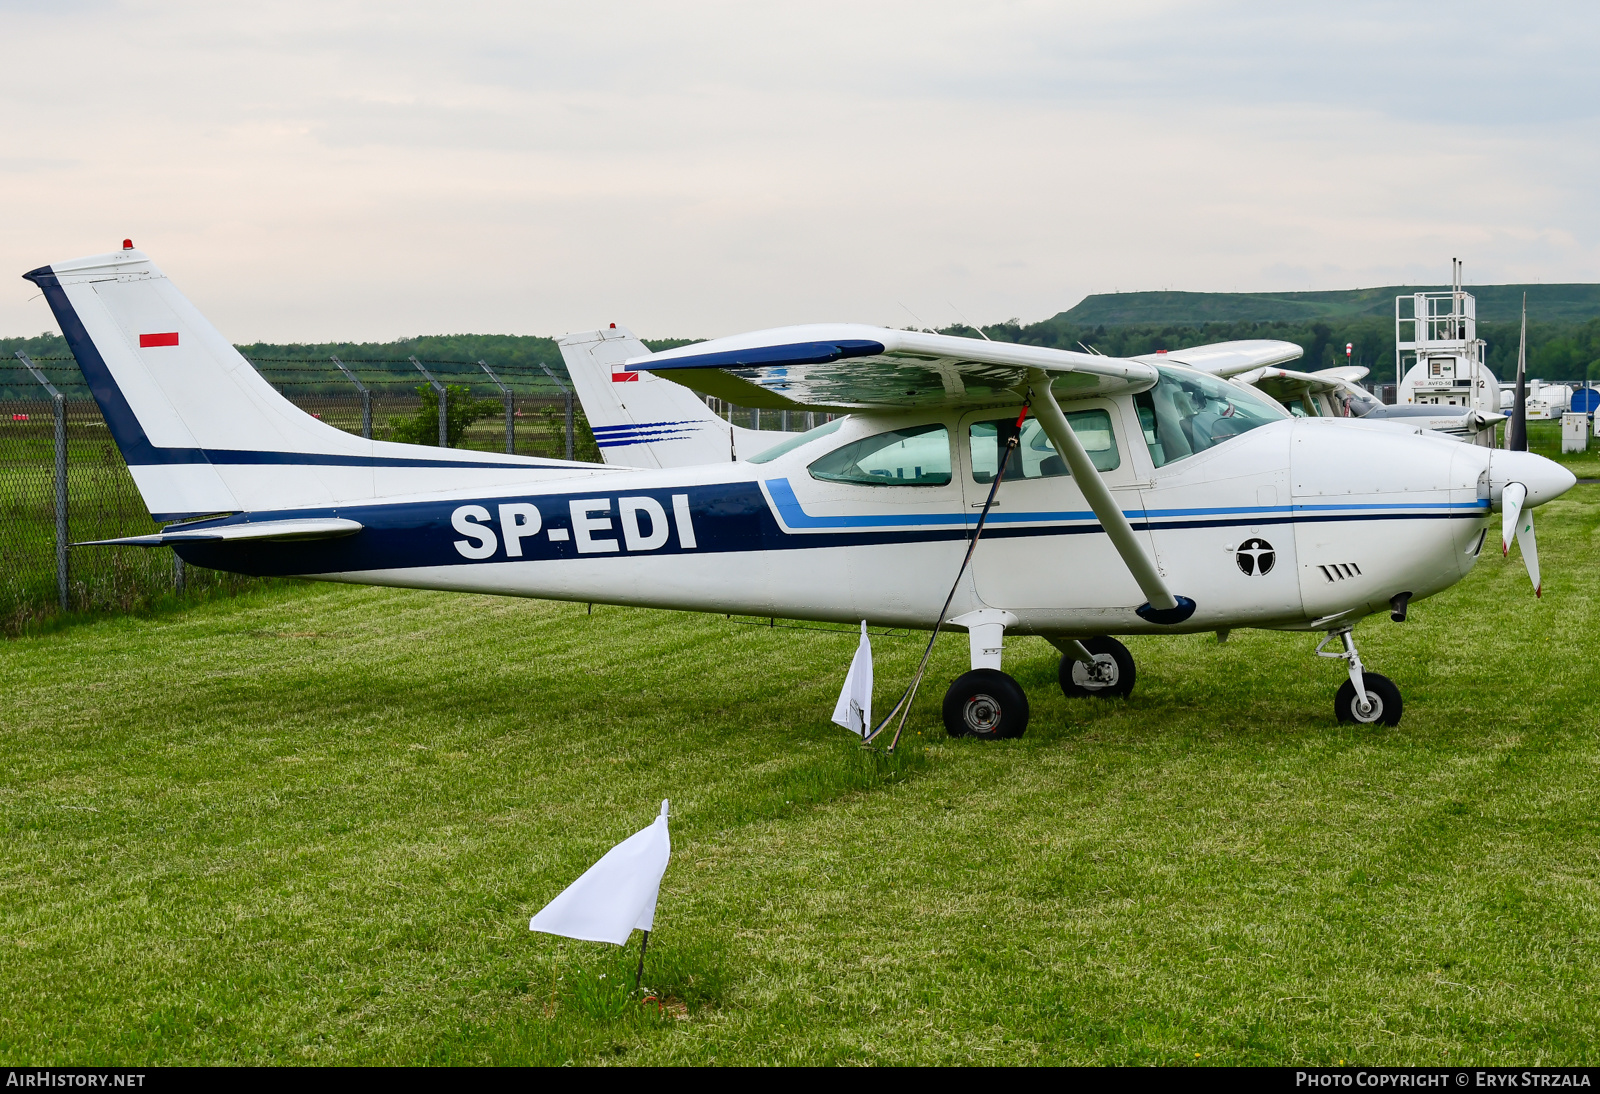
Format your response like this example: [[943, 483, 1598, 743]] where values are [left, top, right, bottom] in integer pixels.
[[27, 246, 1575, 740]]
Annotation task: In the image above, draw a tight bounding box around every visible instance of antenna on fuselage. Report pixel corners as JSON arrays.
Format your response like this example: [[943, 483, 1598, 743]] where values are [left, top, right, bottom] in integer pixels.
[[898, 301, 934, 333], [947, 301, 993, 342]]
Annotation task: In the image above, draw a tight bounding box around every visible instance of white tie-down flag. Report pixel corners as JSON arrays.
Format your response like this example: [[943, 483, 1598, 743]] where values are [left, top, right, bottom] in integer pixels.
[[831, 621, 873, 736], [530, 800, 671, 945]]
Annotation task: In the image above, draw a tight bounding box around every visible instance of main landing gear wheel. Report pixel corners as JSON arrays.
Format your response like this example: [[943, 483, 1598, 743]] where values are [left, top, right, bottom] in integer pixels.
[[1334, 673, 1403, 726], [1058, 636, 1136, 700], [943, 669, 1030, 740]]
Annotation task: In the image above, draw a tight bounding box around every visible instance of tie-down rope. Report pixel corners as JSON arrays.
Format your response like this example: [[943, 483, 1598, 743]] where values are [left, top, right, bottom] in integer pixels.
[[865, 401, 1029, 752]]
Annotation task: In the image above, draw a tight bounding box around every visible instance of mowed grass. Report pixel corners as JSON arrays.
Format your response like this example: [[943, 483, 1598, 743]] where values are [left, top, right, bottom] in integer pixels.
[[2, 489, 1599, 1065], [1526, 418, 1600, 480]]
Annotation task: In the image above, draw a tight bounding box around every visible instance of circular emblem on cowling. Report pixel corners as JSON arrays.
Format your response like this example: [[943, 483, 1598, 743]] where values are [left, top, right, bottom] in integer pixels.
[[1236, 538, 1275, 576]]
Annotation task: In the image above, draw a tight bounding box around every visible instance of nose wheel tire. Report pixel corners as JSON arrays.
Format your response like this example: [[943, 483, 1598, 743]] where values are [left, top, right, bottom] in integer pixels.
[[1334, 673, 1403, 726], [1058, 636, 1136, 700], [943, 669, 1030, 740]]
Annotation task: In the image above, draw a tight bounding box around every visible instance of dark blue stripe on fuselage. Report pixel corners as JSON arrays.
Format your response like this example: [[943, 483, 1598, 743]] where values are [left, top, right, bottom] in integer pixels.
[[170, 481, 1488, 578]]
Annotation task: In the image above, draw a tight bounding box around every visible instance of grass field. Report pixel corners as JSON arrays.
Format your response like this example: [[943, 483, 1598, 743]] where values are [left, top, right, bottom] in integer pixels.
[[1, 486, 1598, 1065]]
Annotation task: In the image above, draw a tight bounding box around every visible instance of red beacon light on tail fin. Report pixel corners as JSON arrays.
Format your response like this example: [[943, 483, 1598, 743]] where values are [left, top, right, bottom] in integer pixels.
[[123, 239, 133, 250]]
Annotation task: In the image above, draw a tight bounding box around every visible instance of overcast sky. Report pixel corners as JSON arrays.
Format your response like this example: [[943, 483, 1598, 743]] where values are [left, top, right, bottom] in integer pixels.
[[3, 1, 1596, 342]]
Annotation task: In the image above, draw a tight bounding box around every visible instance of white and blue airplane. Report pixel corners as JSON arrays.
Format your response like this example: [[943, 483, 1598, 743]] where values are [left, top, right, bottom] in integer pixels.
[[26, 245, 1576, 739]]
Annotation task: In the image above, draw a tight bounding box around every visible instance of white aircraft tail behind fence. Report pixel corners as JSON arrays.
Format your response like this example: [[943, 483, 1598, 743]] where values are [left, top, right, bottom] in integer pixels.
[[559, 327, 782, 469]]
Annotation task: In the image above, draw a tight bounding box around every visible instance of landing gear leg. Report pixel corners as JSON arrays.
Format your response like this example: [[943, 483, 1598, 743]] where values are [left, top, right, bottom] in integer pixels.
[[943, 610, 1029, 740], [1316, 626, 1403, 726]]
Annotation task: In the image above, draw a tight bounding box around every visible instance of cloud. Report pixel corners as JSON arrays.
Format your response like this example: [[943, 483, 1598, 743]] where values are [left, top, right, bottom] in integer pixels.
[[1, 0, 1594, 341]]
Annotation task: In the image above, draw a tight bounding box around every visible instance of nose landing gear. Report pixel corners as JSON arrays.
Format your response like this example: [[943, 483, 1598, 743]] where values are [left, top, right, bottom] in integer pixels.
[[1317, 626, 1403, 726], [1055, 636, 1137, 700]]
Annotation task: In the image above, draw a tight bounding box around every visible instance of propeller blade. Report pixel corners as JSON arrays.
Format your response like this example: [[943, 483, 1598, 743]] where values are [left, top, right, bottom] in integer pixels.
[[1516, 508, 1542, 598], [1501, 481, 1527, 557]]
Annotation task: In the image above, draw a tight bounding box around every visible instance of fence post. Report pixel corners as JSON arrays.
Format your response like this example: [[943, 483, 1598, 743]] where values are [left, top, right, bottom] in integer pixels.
[[477, 360, 514, 455], [330, 355, 371, 439], [17, 352, 68, 612], [538, 364, 574, 460], [409, 356, 448, 446]]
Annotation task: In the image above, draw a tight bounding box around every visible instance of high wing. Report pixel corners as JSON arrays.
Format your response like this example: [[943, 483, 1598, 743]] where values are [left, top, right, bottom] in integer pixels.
[[623, 324, 1157, 411], [1228, 365, 1353, 395], [1139, 339, 1304, 376], [1315, 365, 1370, 384]]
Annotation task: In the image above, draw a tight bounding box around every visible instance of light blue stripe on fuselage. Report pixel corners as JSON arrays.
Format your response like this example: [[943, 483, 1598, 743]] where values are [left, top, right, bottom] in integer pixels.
[[761, 478, 1488, 532]]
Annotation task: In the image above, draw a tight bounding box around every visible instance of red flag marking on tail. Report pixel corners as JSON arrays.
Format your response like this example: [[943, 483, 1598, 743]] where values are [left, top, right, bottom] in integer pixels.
[[612, 370, 639, 382], [140, 332, 179, 347]]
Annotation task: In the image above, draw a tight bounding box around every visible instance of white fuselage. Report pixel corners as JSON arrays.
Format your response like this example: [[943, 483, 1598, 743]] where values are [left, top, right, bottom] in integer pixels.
[[177, 400, 1505, 639]]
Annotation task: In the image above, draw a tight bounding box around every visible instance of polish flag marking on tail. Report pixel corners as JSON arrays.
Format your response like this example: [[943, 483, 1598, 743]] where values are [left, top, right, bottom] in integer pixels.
[[611, 365, 639, 383], [139, 332, 180, 347]]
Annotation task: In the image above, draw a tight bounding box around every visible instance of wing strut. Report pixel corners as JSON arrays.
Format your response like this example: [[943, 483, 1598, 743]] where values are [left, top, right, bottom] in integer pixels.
[[1026, 370, 1195, 625]]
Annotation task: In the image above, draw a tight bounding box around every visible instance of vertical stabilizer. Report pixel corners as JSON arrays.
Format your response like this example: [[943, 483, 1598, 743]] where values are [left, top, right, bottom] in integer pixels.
[[24, 247, 597, 519]]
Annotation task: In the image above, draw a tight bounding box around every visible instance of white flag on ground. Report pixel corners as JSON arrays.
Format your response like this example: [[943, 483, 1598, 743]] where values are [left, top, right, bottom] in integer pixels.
[[529, 800, 671, 945], [831, 621, 873, 736]]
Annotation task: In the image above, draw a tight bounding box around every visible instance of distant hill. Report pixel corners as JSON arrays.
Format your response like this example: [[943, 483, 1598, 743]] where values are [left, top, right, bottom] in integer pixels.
[[1058, 284, 1600, 326]]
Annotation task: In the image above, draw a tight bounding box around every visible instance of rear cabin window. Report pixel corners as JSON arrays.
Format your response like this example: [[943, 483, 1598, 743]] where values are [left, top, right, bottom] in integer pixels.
[[807, 423, 952, 486], [969, 410, 1119, 483], [1134, 366, 1288, 469]]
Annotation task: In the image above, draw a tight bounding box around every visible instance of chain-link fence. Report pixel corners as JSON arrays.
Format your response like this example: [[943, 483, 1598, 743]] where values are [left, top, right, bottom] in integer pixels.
[[244, 356, 592, 459], [0, 353, 615, 634], [0, 349, 818, 634]]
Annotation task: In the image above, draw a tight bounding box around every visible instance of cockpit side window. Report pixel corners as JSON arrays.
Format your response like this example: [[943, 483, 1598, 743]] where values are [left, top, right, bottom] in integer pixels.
[[808, 423, 952, 486], [1134, 365, 1288, 468], [969, 410, 1119, 483]]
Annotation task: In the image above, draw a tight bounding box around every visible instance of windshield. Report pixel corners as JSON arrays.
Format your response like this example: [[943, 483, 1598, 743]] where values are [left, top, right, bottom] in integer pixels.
[[748, 417, 843, 463], [1134, 366, 1288, 468]]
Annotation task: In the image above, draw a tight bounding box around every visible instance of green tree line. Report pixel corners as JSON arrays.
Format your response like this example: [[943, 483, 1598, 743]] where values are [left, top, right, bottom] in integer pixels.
[[945, 315, 1600, 384], [6, 315, 1597, 397]]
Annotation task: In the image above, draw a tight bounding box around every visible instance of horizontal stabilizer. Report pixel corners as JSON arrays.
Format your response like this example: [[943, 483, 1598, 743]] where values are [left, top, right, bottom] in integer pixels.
[[77, 517, 363, 548]]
